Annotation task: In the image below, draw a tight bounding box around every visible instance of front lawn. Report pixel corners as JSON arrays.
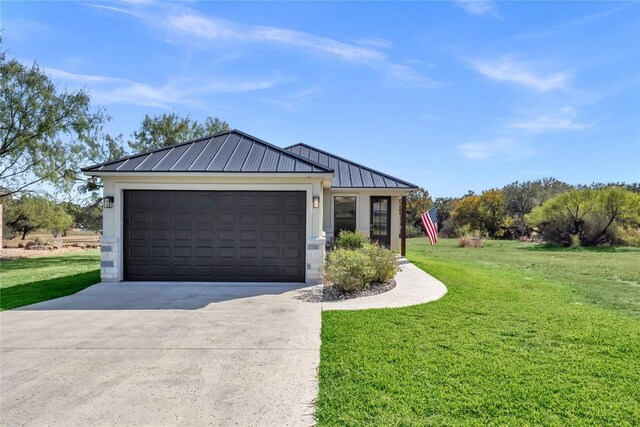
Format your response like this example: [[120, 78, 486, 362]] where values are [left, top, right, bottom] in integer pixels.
[[0, 250, 101, 310], [317, 238, 640, 426]]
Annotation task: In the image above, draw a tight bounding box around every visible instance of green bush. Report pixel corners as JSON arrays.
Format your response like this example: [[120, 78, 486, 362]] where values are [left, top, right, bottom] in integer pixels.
[[323, 248, 375, 292], [334, 230, 369, 250], [405, 223, 424, 238], [361, 243, 399, 283]]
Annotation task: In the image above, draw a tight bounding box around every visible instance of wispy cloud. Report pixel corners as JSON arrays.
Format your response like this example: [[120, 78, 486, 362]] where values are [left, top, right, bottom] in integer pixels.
[[45, 66, 289, 108], [454, 0, 501, 18], [352, 37, 393, 49], [509, 106, 597, 133], [88, 2, 441, 88], [458, 138, 532, 161], [166, 13, 386, 64], [471, 56, 570, 92], [263, 86, 323, 109], [514, 2, 634, 39], [1, 19, 47, 41], [509, 116, 594, 132]]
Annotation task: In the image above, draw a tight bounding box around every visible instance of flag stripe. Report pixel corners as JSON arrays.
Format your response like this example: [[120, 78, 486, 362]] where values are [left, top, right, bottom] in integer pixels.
[[421, 207, 438, 245]]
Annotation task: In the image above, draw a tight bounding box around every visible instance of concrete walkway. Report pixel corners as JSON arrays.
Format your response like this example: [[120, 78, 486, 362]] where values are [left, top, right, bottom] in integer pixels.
[[323, 258, 447, 311], [1, 282, 322, 427]]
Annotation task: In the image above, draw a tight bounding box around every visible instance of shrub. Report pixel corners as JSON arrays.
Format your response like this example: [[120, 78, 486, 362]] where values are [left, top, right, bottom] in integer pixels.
[[405, 223, 424, 238], [361, 243, 398, 283], [334, 230, 369, 250], [620, 228, 640, 246], [323, 248, 375, 292], [458, 236, 484, 248]]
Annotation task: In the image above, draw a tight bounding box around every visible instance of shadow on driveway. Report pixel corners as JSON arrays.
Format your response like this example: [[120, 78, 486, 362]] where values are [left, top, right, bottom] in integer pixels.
[[15, 281, 321, 311]]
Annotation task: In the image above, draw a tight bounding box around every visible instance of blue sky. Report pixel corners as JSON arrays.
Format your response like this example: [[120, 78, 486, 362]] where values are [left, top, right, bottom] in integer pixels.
[[3, 0, 639, 196]]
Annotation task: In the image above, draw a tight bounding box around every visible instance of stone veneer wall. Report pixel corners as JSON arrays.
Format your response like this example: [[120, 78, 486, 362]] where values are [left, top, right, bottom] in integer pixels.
[[306, 236, 326, 284], [100, 237, 119, 282]]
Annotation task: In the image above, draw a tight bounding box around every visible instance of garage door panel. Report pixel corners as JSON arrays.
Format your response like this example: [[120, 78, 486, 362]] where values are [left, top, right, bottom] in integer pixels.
[[283, 231, 302, 242], [219, 214, 235, 225], [124, 190, 306, 282]]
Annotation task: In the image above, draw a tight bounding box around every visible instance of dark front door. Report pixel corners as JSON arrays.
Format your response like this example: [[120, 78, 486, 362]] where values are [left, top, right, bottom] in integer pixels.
[[123, 190, 306, 282], [370, 196, 391, 248]]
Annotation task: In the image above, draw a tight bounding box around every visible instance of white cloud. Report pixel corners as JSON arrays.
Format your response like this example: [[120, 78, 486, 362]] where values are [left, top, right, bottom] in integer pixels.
[[454, 1, 500, 18], [385, 64, 443, 88], [508, 106, 596, 132], [509, 116, 594, 132], [2, 19, 47, 41], [471, 56, 570, 92], [352, 37, 393, 49], [166, 13, 385, 64], [263, 86, 323, 109], [44, 66, 288, 109], [89, 2, 440, 88], [458, 138, 532, 161]]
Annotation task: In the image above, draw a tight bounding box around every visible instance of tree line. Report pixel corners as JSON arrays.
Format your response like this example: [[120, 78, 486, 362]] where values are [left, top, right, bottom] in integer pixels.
[[406, 179, 640, 247]]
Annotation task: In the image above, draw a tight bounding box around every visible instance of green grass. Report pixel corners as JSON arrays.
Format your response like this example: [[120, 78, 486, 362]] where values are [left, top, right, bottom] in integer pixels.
[[317, 238, 640, 426], [0, 250, 100, 310]]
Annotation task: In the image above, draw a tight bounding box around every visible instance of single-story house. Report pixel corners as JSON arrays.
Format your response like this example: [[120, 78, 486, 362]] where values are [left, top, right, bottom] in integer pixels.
[[83, 130, 418, 284]]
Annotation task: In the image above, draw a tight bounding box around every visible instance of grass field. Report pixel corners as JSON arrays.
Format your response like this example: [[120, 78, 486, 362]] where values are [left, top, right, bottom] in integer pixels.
[[317, 238, 640, 426], [0, 250, 101, 311]]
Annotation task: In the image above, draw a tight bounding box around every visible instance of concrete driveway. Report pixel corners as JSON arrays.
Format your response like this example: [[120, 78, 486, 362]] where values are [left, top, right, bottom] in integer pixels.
[[0, 282, 322, 426]]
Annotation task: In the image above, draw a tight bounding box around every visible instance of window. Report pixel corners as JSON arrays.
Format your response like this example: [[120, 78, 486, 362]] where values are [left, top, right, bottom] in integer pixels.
[[334, 196, 356, 237]]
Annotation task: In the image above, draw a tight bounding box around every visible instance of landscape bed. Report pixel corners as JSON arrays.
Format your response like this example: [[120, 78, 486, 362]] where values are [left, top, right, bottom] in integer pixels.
[[317, 238, 640, 426]]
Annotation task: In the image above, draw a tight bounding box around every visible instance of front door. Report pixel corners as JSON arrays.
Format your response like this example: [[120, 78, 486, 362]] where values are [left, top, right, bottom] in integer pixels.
[[370, 196, 391, 248]]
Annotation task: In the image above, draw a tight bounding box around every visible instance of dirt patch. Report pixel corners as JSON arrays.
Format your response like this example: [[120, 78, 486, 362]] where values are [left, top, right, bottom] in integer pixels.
[[323, 279, 396, 302], [0, 246, 95, 260]]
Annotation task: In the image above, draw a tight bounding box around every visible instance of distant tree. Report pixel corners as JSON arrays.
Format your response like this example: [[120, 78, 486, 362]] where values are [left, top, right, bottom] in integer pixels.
[[432, 197, 457, 237], [128, 113, 230, 153], [451, 194, 483, 233], [528, 187, 640, 246], [63, 201, 103, 233], [405, 187, 433, 226], [4, 196, 73, 240], [501, 178, 572, 238], [203, 116, 230, 136], [478, 189, 506, 238]]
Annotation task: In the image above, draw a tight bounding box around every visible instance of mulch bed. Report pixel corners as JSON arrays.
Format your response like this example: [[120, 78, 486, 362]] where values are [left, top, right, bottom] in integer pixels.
[[323, 279, 396, 302]]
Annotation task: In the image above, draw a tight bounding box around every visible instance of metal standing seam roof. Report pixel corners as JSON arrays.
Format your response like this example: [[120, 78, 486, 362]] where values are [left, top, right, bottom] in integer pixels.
[[82, 130, 332, 174], [285, 143, 418, 189]]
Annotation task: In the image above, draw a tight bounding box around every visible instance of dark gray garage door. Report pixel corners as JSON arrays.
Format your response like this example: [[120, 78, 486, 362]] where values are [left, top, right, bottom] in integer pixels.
[[124, 190, 306, 282]]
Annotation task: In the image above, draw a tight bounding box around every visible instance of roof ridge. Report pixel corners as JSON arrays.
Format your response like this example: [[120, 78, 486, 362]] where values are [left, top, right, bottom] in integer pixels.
[[284, 142, 418, 188], [81, 129, 334, 173]]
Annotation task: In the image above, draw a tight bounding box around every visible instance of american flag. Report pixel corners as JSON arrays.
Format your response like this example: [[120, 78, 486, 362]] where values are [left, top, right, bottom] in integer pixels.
[[421, 207, 438, 245]]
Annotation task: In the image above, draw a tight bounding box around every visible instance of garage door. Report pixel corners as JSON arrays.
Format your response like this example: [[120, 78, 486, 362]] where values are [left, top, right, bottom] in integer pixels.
[[123, 190, 306, 282]]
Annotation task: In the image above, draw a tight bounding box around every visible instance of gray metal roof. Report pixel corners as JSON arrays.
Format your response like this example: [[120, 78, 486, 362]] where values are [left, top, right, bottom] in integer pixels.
[[285, 143, 418, 189], [82, 130, 331, 174]]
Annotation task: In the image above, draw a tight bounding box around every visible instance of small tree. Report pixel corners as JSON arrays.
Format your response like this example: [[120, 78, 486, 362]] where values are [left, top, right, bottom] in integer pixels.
[[478, 189, 506, 238], [4, 196, 74, 240], [128, 113, 230, 153], [451, 194, 483, 234], [405, 187, 433, 226], [528, 188, 640, 246]]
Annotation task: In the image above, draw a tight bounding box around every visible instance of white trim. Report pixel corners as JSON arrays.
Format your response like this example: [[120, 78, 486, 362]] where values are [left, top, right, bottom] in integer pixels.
[[86, 171, 334, 179]]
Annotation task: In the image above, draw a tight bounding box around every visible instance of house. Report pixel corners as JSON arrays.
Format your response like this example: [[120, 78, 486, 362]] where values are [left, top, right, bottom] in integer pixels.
[[83, 130, 418, 284]]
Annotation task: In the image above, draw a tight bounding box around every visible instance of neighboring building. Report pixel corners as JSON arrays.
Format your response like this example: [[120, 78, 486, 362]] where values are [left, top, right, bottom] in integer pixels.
[[83, 130, 418, 284]]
